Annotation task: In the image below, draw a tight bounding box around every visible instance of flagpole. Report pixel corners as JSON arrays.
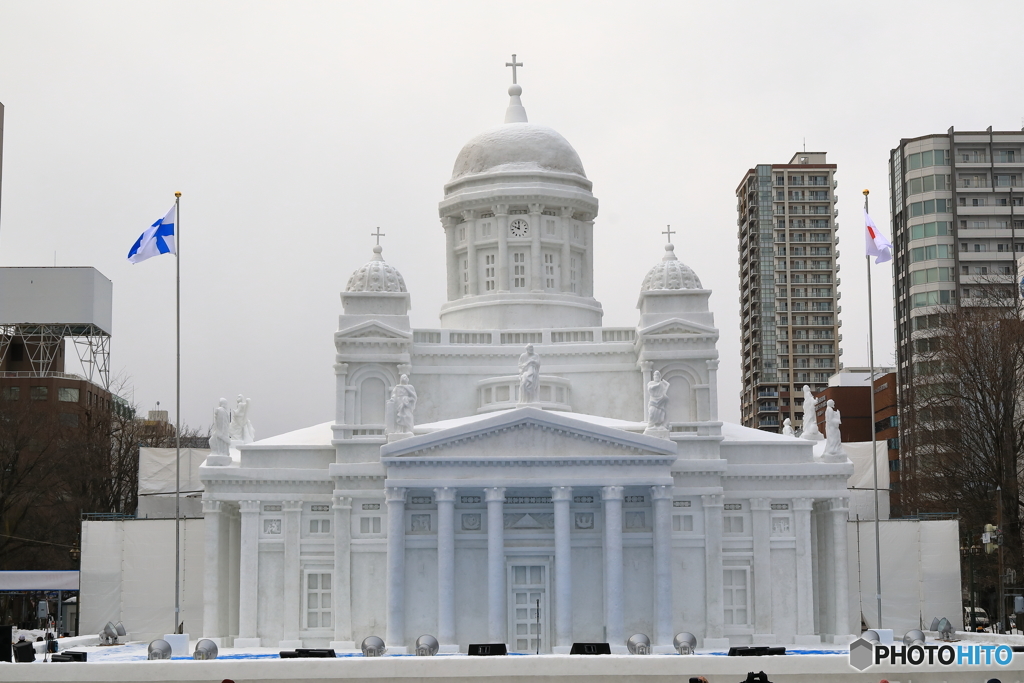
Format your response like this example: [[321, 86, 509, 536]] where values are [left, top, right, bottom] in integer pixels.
[[174, 190, 182, 633], [863, 188, 883, 629]]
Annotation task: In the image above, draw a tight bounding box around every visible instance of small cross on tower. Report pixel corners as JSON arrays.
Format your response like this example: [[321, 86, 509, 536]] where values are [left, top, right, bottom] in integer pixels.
[[506, 54, 523, 84], [371, 227, 386, 246], [662, 225, 675, 244]]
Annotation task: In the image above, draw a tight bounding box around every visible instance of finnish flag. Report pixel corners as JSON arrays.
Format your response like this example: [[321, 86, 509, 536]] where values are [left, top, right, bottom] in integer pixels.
[[127, 204, 176, 264]]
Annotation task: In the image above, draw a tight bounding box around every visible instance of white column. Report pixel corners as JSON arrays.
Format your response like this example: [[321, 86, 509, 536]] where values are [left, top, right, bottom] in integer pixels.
[[559, 207, 573, 293], [485, 486, 507, 644], [529, 203, 544, 291], [750, 498, 773, 642], [227, 505, 240, 637], [793, 498, 817, 643], [202, 499, 224, 641], [385, 487, 408, 652], [443, 216, 459, 300], [814, 501, 834, 637], [583, 218, 595, 297], [706, 359, 720, 422], [235, 500, 261, 647], [830, 497, 851, 638], [495, 205, 509, 292], [651, 485, 673, 650], [551, 486, 573, 651], [281, 501, 303, 647], [330, 495, 354, 649], [435, 487, 457, 650], [602, 485, 625, 650], [702, 494, 725, 645], [334, 363, 348, 425], [463, 210, 478, 295]]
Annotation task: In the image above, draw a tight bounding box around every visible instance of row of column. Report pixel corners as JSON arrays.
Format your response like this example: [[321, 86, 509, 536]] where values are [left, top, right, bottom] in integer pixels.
[[443, 205, 592, 300], [206, 496, 356, 648], [384, 484, 674, 652]]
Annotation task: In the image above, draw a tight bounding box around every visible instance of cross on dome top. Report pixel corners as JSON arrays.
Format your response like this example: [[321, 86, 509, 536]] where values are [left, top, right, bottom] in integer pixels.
[[662, 225, 675, 244], [371, 227, 386, 246], [505, 54, 523, 85]]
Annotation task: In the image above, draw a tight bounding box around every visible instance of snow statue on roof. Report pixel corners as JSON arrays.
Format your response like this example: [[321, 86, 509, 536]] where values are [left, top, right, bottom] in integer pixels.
[[782, 418, 795, 436], [390, 374, 417, 435], [822, 399, 846, 461], [518, 344, 541, 405], [644, 371, 671, 437], [209, 398, 231, 458], [800, 385, 823, 441], [230, 394, 255, 443]]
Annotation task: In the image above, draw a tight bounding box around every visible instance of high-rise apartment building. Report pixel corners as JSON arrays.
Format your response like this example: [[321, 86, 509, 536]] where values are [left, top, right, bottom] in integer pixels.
[[890, 127, 1024, 499], [736, 152, 842, 432]]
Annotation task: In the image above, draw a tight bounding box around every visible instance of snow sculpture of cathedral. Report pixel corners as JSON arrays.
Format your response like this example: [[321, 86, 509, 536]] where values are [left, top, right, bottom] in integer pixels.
[[199, 79, 854, 653]]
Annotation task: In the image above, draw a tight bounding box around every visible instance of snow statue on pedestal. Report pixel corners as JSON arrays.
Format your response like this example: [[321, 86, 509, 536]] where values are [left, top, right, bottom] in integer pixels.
[[207, 398, 232, 465], [799, 384, 823, 441], [518, 344, 541, 405], [230, 394, 255, 444], [644, 371, 671, 438], [821, 398, 847, 462], [782, 418, 795, 436], [386, 374, 418, 440]]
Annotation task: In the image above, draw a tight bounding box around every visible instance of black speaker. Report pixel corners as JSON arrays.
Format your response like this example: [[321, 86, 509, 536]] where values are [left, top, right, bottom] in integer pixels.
[[280, 648, 335, 658], [0, 624, 10, 663], [468, 643, 507, 656], [64, 650, 88, 662], [570, 642, 611, 655], [728, 646, 786, 657]]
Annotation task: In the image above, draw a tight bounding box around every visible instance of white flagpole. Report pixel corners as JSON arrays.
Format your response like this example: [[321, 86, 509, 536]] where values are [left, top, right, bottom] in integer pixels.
[[174, 190, 182, 633], [863, 188, 883, 629]]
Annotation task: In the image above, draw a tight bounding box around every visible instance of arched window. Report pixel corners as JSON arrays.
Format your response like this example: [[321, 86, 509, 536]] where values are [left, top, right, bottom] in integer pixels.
[[359, 377, 387, 425]]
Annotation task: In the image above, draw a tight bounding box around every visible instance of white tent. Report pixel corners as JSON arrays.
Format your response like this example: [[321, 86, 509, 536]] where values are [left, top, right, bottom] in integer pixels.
[[844, 441, 890, 520]]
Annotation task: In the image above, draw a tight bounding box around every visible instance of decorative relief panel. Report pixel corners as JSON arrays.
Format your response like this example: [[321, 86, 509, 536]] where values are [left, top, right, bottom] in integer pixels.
[[673, 500, 692, 508], [574, 512, 594, 530], [263, 519, 282, 535], [573, 496, 594, 504], [263, 505, 282, 512], [504, 513, 554, 530], [461, 513, 482, 531], [310, 504, 331, 513], [362, 503, 381, 510], [410, 496, 433, 505], [625, 511, 646, 529], [770, 503, 790, 510], [410, 514, 431, 533], [771, 517, 791, 535], [460, 496, 482, 504]]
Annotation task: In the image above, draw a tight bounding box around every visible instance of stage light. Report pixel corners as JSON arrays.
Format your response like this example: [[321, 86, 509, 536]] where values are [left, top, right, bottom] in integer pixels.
[[147, 639, 172, 660], [361, 636, 386, 657], [903, 630, 925, 647], [626, 633, 651, 655], [101, 622, 120, 645], [415, 635, 439, 656], [673, 632, 697, 655], [193, 639, 219, 660], [862, 630, 880, 644], [929, 617, 940, 631]]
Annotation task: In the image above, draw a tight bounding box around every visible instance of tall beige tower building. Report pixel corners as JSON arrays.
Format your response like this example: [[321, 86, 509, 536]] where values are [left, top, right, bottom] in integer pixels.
[[736, 153, 842, 432]]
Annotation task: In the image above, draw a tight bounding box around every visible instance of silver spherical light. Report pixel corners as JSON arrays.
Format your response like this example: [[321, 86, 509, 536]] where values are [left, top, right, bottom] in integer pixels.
[[361, 635, 386, 657], [147, 639, 172, 660], [415, 634, 439, 656], [626, 633, 651, 655], [673, 632, 697, 655], [193, 639, 219, 660]]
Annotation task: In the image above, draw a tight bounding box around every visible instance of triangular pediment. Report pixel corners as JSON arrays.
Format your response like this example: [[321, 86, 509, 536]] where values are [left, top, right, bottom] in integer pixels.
[[336, 320, 412, 340], [639, 318, 718, 337], [380, 407, 677, 460]]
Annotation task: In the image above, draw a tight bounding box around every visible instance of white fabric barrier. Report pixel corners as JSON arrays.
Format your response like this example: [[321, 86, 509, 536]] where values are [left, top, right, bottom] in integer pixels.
[[845, 441, 890, 521], [80, 518, 205, 642], [138, 447, 208, 496], [848, 519, 962, 634]]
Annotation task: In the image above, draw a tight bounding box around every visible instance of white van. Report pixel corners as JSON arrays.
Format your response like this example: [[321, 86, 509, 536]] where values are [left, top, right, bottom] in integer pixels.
[[964, 606, 990, 630]]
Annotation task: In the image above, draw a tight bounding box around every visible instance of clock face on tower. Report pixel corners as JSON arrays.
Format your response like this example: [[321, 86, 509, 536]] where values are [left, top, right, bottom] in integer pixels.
[[509, 219, 529, 237]]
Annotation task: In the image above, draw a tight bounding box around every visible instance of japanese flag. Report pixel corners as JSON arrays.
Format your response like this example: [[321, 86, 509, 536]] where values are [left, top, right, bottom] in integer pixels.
[[864, 209, 892, 264]]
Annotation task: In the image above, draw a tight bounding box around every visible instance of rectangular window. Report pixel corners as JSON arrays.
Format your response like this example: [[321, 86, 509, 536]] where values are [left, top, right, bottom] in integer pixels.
[[545, 219, 556, 235], [544, 253, 556, 289], [58, 387, 80, 402], [481, 222, 492, 237], [723, 569, 750, 626], [359, 517, 382, 534], [462, 258, 469, 294], [30, 386, 48, 401], [570, 257, 577, 293], [484, 253, 496, 291], [309, 519, 331, 534], [513, 252, 527, 289], [2, 386, 20, 400], [723, 516, 744, 534], [306, 573, 332, 629]]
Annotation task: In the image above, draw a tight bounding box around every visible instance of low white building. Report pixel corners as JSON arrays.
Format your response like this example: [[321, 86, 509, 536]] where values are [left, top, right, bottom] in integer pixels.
[[195, 81, 856, 653]]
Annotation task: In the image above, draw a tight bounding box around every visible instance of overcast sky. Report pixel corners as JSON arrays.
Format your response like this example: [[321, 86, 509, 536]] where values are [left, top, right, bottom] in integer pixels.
[[2, 1, 1023, 438]]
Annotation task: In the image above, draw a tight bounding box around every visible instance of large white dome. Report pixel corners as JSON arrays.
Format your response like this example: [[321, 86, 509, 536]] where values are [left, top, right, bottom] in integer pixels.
[[450, 122, 587, 180]]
